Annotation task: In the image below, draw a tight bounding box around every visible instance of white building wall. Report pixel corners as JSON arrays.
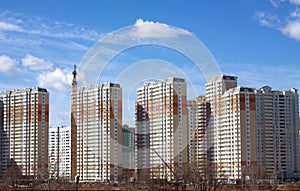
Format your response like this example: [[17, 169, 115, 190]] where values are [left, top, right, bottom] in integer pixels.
[[74, 83, 122, 182], [205, 75, 238, 178], [187, 97, 209, 175], [256, 86, 300, 179], [0, 87, 49, 179], [49, 126, 71, 179], [136, 77, 187, 181]]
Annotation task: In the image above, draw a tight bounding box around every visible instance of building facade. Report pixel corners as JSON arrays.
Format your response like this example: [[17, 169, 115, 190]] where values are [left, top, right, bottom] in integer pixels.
[[205, 75, 237, 179], [122, 125, 136, 178], [0, 87, 49, 179], [71, 66, 122, 182], [187, 100, 197, 164], [220, 86, 257, 179], [205, 75, 257, 179], [187, 96, 210, 175], [136, 77, 188, 181], [256, 86, 300, 179], [49, 126, 71, 179]]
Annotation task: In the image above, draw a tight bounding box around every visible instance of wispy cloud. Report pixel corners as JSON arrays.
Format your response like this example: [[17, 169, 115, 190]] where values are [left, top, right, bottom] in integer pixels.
[[0, 11, 103, 41], [22, 54, 53, 71], [254, 1, 300, 42], [0, 55, 20, 74], [254, 11, 280, 27], [37, 67, 72, 92], [0, 10, 103, 62], [221, 62, 300, 91], [0, 21, 23, 32], [269, 0, 279, 7], [267, 0, 300, 7], [289, 0, 300, 5]]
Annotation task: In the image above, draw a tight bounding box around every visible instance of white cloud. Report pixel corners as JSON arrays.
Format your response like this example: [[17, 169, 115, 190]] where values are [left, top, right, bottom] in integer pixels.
[[131, 18, 191, 38], [255, 1, 300, 42], [22, 54, 53, 71], [37, 68, 72, 92], [281, 20, 300, 41], [0, 21, 23, 31], [0, 55, 20, 74], [280, 7, 300, 41]]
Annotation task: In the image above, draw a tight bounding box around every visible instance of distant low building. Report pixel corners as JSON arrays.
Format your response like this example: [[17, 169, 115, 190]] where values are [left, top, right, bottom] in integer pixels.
[[122, 125, 136, 178], [187, 96, 210, 176], [49, 126, 71, 179]]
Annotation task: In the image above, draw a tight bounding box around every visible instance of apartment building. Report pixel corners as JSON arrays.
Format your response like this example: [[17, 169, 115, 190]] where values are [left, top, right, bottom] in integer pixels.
[[0, 87, 49, 179], [220, 86, 256, 179], [205, 75, 237, 178], [256, 86, 300, 179], [71, 66, 122, 182], [136, 77, 188, 181], [187, 96, 210, 175], [205, 75, 257, 179], [49, 126, 71, 179]]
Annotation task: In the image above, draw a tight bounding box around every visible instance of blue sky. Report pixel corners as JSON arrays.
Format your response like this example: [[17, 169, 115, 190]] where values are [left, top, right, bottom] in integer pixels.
[[0, 0, 300, 126]]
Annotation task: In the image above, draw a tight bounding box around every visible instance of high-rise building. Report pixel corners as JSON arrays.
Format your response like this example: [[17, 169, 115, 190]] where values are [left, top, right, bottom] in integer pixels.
[[187, 96, 210, 175], [71, 66, 122, 182], [206, 75, 257, 179], [49, 126, 71, 179], [206, 75, 237, 179], [136, 77, 188, 181], [256, 86, 300, 179], [122, 125, 136, 177], [0, 87, 49, 179], [220, 86, 257, 179]]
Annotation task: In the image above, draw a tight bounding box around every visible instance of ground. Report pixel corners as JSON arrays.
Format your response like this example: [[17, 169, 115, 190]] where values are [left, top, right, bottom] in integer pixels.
[[0, 180, 300, 191]]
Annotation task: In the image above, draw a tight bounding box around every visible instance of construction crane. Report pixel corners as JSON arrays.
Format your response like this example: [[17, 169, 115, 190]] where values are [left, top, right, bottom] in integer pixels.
[[152, 149, 178, 181], [152, 149, 186, 191]]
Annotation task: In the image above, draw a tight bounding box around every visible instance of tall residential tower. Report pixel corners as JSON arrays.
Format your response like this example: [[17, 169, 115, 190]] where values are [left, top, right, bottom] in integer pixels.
[[256, 86, 300, 179], [71, 66, 122, 182], [0, 87, 49, 179], [205, 75, 257, 179], [136, 77, 188, 181]]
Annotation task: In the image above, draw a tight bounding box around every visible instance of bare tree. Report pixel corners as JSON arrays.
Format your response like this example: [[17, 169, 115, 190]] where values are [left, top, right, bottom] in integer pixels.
[[5, 159, 22, 190]]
